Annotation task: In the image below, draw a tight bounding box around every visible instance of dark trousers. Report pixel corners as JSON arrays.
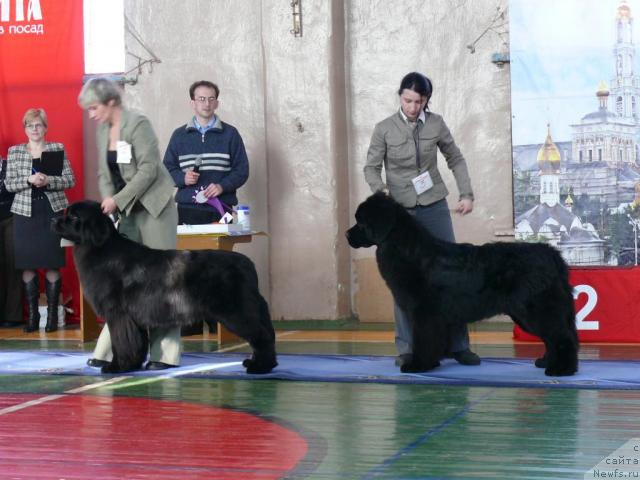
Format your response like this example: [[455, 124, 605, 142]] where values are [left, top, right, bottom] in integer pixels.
[[177, 204, 221, 225], [393, 199, 471, 355], [0, 216, 23, 325]]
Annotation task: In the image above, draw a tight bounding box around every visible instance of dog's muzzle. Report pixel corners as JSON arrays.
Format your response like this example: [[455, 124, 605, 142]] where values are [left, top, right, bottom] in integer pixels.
[[346, 225, 374, 248]]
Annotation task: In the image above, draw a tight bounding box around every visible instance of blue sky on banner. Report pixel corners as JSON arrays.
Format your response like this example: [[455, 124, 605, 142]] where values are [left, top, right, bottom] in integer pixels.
[[510, 0, 638, 146]]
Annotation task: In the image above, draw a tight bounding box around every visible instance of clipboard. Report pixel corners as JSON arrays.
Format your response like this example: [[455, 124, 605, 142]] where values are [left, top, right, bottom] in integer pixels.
[[36, 150, 64, 176]]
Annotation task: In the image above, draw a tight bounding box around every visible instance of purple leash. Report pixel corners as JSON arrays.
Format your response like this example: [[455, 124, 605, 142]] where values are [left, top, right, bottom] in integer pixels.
[[204, 196, 230, 217]]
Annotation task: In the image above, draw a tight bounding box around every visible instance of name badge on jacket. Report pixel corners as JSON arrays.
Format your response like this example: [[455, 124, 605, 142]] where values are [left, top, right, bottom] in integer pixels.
[[116, 141, 132, 164], [412, 171, 434, 195]]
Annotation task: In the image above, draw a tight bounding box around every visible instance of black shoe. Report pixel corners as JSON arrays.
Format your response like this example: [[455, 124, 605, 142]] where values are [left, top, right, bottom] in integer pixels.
[[453, 349, 481, 366], [87, 358, 110, 368], [534, 355, 548, 368], [395, 353, 412, 367], [0, 320, 23, 328], [144, 361, 175, 371]]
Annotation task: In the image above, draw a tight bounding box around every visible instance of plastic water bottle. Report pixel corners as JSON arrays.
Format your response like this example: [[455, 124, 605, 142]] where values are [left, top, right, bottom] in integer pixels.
[[236, 205, 251, 231]]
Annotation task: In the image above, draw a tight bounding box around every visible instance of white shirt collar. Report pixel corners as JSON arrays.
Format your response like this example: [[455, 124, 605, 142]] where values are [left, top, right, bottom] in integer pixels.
[[399, 108, 426, 124]]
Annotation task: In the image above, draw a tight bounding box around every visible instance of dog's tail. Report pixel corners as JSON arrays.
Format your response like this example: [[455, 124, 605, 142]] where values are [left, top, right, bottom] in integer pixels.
[[551, 249, 579, 341], [258, 294, 275, 340], [549, 249, 572, 296]]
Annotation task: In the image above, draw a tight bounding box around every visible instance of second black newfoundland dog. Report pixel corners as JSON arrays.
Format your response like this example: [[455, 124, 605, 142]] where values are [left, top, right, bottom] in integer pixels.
[[53, 201, 277, 374], [346, 193, 578, 376]]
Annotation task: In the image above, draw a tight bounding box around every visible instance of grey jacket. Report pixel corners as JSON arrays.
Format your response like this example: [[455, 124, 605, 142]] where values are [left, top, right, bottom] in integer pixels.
[[96, 109, 175, 217], [364, 111, 474, 208]]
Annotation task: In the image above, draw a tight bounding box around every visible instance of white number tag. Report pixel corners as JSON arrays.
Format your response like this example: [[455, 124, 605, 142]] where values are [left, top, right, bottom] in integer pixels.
[[411, 170, 434, 195], [116, 141, 132, 164]]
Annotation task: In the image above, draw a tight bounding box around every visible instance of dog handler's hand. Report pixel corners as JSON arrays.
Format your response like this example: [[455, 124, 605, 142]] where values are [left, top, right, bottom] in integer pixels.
[[456, 198, 473, 215], [101, 197, 117, 215], [203, 183, 223, 198]]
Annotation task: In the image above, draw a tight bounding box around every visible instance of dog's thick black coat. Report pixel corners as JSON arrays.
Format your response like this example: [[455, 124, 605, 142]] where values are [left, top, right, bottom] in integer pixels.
[[53, 201, 277, 374], [346, 193, 578, 376]]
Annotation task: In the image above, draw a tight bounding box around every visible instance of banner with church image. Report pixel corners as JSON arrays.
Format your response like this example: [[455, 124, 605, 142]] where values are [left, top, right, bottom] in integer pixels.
[[510, 0, 640, 266]]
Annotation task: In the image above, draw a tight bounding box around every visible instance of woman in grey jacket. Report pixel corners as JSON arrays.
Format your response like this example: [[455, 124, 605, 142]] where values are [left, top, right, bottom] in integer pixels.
[[78, 77, 181, 371], [364, 72, 480, 368]]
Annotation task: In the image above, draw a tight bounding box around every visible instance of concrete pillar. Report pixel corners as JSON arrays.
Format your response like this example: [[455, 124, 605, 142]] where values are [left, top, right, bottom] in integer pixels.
[[261, 0, 350, 319]]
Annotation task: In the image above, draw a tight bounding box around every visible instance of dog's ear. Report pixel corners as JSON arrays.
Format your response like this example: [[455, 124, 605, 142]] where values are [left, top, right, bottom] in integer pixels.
[[365, 212, 395, 244], [358, 193, 397, 244], [88, 219, 112, 247], [81, 207, 113, 247]]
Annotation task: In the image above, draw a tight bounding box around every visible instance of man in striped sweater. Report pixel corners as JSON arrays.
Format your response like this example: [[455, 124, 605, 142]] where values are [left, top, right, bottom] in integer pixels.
[[163, 80, 249, 225]]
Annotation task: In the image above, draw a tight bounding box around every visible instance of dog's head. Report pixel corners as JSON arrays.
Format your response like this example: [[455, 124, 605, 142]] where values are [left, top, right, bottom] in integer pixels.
[[52, 201, 117, 247], [346, 192, 400, 248]]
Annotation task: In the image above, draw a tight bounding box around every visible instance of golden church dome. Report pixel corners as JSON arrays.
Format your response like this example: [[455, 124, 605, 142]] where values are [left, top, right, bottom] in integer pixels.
[[564, 194, 574, 206], [537, 124, 561, 172], [596, 80, 609, 96]]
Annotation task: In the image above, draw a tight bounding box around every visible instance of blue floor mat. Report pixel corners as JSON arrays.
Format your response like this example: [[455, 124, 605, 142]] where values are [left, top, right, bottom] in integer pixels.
[[0, 351, 638, 390]]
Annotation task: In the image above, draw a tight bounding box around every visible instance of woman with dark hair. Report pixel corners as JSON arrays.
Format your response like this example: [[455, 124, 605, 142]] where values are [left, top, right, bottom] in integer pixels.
[[364, 71, 479, 368], [5, 108, 76, 332], [78, 77, 181, 371]]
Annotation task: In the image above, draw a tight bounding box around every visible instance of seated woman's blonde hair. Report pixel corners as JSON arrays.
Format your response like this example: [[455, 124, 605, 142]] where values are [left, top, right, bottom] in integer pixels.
[[22, 108, 48, 128]]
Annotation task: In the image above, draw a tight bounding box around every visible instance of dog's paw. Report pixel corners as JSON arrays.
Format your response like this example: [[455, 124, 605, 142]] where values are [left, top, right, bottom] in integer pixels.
[[400, 360, 440, 373], [243, 357, 277, 374]]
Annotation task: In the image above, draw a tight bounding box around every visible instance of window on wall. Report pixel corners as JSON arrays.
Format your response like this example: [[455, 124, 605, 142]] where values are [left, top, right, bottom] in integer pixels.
[[83, 0, 125, 74], [589, 149, 593, 162], [598, 148, 602, 161]]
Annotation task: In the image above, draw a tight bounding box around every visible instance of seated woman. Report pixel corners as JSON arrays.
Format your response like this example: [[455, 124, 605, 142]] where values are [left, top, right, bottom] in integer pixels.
[[4, 108, 76, 332]]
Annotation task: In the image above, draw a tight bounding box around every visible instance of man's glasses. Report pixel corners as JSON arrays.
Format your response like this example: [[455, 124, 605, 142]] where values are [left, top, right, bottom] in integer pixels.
[[25, 123, 44, 130], [195, 96, 217, 104]]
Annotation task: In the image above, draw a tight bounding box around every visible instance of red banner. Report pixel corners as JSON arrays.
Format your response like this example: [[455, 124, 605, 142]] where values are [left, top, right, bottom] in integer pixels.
[[0, 0, 84, 322], [514, 267, 640, 343]]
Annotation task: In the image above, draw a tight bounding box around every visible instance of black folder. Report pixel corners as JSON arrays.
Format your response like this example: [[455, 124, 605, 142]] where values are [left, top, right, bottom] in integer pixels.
[[36, 150, 64, 176]]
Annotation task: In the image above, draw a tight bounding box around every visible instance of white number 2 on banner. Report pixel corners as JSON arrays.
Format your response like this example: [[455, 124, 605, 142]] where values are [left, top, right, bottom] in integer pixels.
[[573, 284, 600, 331]]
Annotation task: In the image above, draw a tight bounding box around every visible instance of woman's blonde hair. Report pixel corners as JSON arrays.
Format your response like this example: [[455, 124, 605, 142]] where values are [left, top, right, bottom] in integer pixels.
[[78, 77, 123, 108], [22, 108, 48, 128]]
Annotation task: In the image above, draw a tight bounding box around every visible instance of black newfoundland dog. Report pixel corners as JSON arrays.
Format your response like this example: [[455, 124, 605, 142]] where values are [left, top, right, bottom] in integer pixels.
[[346, 193, 578, 376], [53, 201, 277, 375]]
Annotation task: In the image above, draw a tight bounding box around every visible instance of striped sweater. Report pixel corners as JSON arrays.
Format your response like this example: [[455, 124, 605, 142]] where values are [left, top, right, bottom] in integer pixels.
[[163, 116, 249, 208]]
